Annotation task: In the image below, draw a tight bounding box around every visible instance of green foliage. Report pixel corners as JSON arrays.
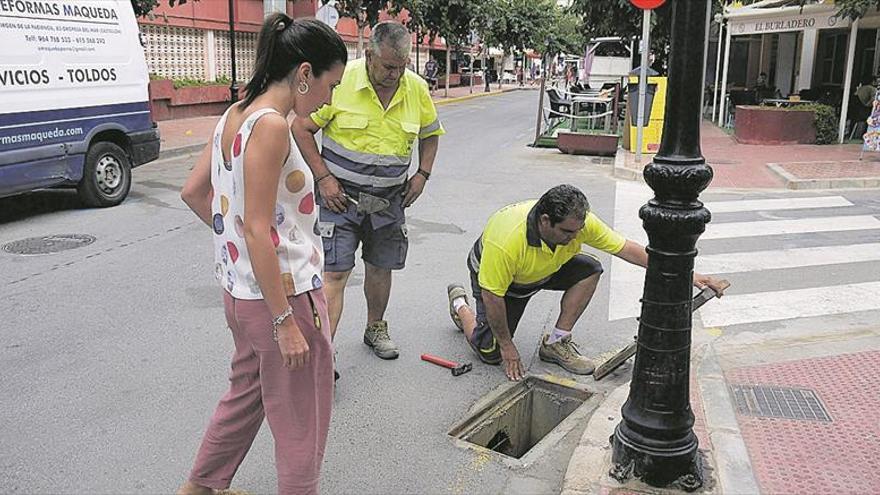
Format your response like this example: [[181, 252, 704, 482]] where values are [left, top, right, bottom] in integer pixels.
[[171, 76, 231, 89], [799, 103, 838, 145], [395, 0, 482, 48], [569, 0, 672, 72], [475, 0, 558, 54], [324, 0, 406, 29], [130, 0, 191, 17]]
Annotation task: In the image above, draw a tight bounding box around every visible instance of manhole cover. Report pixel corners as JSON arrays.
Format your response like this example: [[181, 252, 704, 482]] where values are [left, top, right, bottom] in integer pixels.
[[449, 377, 591, 460], [2, 234, 96, 255], [730, 384, 831, 422]]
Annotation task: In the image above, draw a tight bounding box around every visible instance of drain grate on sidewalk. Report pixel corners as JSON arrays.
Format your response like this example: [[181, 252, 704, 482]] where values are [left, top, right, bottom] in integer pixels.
[[730, 384, 831, 422]]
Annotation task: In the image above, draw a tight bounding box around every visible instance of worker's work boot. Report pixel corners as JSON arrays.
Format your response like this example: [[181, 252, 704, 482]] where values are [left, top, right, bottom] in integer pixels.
[[363, 320, 399, 359], [446, 283, 469, 332], [538, 335, 595, 375]]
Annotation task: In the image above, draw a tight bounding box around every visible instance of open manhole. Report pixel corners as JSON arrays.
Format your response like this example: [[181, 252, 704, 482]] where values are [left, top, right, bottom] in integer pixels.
[[449, 376, 592, 461], [2, 234, 96, 255]]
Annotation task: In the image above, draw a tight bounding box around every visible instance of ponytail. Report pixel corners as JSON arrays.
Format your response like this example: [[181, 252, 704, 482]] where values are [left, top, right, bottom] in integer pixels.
[[241, 13, 348, 109]]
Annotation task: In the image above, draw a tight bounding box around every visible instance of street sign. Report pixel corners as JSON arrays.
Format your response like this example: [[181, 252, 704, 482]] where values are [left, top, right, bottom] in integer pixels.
[[630, 0, 666, 9], [316, 4, 340, 29]]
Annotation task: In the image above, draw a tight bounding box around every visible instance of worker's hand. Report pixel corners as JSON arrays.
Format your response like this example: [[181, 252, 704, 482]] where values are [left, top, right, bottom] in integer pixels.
[[402, 173, 427, 208], [693, 274, 730, 297], [318, 175, 347, 214], [500, 342, 525, 382]]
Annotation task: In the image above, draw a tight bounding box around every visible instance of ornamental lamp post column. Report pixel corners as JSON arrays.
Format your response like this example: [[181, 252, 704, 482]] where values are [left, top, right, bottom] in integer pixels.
[[609, 0, 712, 490]]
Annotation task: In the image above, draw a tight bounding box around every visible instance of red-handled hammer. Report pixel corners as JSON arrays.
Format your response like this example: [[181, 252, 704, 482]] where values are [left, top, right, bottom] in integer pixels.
[[421, 354, 473, 376]]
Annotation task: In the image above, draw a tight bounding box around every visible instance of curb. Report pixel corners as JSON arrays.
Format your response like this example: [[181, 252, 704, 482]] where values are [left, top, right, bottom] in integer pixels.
[[433, 87, 524, 106], [157, 142, 206, 162], [696, 345, 761, 495], [152, 88, 526, 162], [766, 163, 880, 189], [611, 148, 646, 182], [561, 344, 760, 494]]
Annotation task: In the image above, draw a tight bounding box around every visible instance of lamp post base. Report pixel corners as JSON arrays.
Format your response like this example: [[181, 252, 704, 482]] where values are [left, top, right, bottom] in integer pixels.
[[609, 423, 704, 492]]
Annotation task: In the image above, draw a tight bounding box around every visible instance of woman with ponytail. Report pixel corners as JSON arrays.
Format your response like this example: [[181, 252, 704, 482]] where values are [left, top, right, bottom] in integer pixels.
[[179, 13, 347, 495]]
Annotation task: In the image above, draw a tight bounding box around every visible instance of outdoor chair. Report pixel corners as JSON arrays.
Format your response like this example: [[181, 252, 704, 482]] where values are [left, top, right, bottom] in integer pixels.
[[547, 88, 573, 123]]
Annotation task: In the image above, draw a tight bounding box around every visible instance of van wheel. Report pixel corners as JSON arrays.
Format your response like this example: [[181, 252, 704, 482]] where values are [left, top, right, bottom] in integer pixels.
[[77, 142, 132, 207]]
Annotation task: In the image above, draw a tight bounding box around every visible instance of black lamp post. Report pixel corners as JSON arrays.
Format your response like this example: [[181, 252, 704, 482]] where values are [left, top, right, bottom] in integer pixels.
[[228, 0, 239, 103], [609, 0, 712, 491]]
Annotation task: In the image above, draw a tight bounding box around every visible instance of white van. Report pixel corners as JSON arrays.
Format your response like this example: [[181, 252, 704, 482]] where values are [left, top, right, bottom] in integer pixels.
[[0, 0, 160, 207]]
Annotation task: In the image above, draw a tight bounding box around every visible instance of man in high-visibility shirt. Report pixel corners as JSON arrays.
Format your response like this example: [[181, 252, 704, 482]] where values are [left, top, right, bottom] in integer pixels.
[[292, 21, 443, 367], [446, 185, 728, 381]]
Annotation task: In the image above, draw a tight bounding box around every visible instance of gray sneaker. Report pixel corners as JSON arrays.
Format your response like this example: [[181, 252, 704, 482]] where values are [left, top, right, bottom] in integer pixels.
[[447, 283, 469, 332], [363, 320, 399, 359], [538, 335, 595, 375]]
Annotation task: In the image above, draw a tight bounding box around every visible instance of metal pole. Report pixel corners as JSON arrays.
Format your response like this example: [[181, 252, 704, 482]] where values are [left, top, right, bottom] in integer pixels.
[[228, 0, 238, 104], [484, 44, 490, 92], [839, 18, 859, 143], [718, 23, 731, 127], [470, 47, 475, 94], [534, 52, 548, 146], [711, 18, 724, 122], [610, 0, 712, 489], [700, 0, 711, 118], [636, 9, 650, 164]]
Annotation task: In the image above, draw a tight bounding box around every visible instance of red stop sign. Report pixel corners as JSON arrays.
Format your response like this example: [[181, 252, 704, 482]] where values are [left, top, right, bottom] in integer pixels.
[[630, 0, 666, 9]]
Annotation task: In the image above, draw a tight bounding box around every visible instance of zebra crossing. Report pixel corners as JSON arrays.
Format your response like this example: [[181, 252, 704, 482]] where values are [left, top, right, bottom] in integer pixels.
[[606, 181, 880, 328]]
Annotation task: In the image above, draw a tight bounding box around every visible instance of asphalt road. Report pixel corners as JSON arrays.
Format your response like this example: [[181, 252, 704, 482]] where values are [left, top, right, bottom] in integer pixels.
[[2, 90, 877, 494]]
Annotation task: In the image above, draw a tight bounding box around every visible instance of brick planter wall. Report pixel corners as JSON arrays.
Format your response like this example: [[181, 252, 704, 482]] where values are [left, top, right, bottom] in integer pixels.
[[557, 131, 619, 156], [735, 106, 816, 145], [149, 79, 241, 121]]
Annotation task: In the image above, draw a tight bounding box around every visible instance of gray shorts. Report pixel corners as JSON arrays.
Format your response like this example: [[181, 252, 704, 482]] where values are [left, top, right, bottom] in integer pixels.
[[317, 191, 408, 273]]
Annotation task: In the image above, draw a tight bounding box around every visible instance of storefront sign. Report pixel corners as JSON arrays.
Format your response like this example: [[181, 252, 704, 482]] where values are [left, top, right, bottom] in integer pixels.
[[729, 10, 847, 35]]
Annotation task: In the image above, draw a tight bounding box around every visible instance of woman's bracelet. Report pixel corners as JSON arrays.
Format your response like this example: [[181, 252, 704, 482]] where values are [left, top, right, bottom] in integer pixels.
[[315, 173, 333, 183], [271, 305, 294, 342]]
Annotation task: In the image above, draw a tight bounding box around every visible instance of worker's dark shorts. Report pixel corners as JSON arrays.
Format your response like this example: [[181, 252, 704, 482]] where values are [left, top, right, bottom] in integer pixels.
[[467, 254, 603, 364], [318, 200, 408, 273]]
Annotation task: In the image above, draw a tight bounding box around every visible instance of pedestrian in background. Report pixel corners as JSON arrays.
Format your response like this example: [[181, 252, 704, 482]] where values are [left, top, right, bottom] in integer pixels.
[[178, 13, 347, 495], [292, 21, 444, 374]]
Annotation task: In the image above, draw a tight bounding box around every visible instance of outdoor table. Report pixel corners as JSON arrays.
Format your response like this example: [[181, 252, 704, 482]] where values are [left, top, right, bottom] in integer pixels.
[[571, 94, 614, 132], [761, 98, 816, 108]]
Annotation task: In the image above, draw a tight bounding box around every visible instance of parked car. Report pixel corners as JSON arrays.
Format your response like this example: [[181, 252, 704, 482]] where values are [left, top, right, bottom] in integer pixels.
[[0, 0, 160, 206]]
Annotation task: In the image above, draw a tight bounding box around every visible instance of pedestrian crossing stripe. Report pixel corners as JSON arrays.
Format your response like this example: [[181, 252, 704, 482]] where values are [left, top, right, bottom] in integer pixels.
[[702, 215, 880, 240], [700, 281, 880, 327], [608, 181, 880, 325], [703, 196, 852, 213]]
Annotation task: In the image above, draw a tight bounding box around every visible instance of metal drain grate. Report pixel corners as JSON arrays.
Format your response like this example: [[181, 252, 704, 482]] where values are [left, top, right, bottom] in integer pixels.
[[2, 234, 96, 255], [730, 384, 831, 422]]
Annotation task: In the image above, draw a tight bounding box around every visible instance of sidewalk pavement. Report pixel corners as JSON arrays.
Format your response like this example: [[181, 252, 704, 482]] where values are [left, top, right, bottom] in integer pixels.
[[155, 84, 525, 161], [613, 122, 880, 190], [561, 311, 880, 494]]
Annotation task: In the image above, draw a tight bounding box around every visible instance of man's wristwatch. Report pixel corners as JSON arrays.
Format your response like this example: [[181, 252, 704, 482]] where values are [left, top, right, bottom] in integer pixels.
[[416, 169, 431, 180], [271, 306, 294, 342]]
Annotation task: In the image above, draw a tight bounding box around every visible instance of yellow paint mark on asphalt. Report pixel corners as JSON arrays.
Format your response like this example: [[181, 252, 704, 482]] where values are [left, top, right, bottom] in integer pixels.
[[448, 450, 493, 494]]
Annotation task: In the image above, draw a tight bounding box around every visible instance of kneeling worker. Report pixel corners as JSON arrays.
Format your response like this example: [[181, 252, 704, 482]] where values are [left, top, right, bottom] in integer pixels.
[[447, 184, 728, 381]]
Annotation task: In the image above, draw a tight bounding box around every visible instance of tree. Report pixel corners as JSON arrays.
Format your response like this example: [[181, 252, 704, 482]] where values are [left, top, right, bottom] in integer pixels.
[[569, 0, 673, 73], [130, 0, 191, 17], [477, 0, 556, 87], [396, 0, 482, 95], [322, 0, 408, 58]]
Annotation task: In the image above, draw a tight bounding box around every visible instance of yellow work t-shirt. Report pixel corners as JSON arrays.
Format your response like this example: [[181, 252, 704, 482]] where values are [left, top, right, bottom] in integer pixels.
[[310, 58, 444, 159], [478, 200, 626, 297]]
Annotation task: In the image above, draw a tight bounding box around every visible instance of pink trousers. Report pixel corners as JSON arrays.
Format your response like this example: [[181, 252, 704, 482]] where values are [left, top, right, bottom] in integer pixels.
[[188, 289, 333, 495]]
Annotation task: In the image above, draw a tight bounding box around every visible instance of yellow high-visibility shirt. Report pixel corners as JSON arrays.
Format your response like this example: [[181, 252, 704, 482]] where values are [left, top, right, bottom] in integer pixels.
[[478, 200, 626, 297], [310, 59, 445, 160]]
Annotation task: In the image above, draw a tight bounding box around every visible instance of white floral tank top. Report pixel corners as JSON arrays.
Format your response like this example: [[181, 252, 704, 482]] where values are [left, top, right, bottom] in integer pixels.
[[210, 107, 324, 300]]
